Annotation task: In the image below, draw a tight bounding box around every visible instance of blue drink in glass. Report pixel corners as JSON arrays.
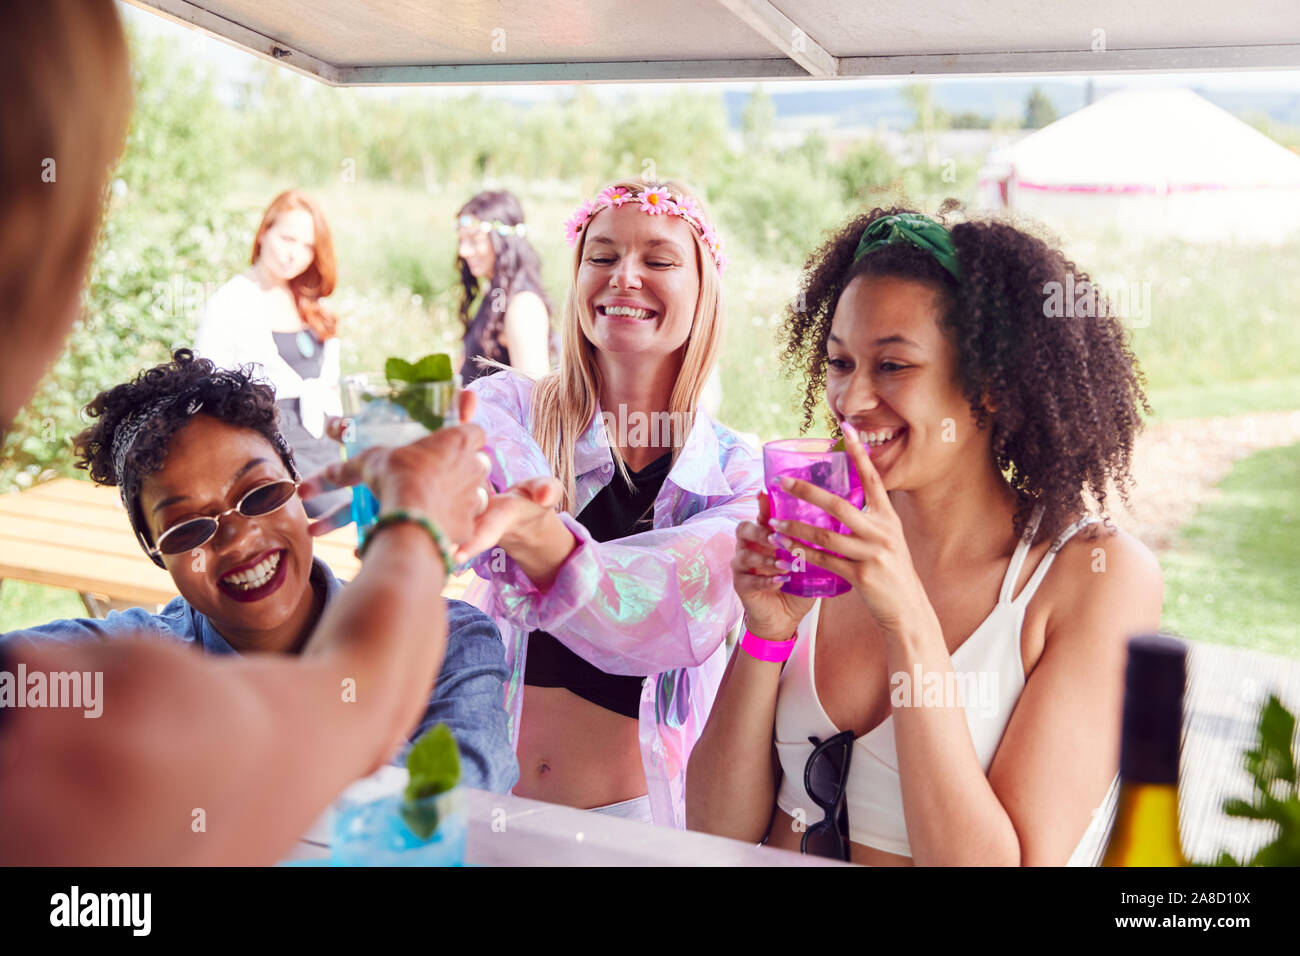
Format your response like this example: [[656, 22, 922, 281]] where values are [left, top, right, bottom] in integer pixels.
[[340, 373, 459, 548], [331, 787, 467, 867]]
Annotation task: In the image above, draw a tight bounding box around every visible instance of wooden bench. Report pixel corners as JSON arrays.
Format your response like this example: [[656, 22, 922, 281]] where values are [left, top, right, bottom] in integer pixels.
[[0, 477, 472, 616]]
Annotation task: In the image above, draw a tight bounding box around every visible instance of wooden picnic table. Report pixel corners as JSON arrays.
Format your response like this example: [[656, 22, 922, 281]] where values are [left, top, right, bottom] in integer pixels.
[[0, 477, 472, 616]]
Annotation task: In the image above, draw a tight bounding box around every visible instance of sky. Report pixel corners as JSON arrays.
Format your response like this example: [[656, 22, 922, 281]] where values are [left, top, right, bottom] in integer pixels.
[[118, 1, 1300, 104]]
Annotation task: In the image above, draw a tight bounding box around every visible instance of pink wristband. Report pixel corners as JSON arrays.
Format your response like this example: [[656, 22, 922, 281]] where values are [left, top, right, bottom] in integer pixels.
[[740, 628, 797, 663]]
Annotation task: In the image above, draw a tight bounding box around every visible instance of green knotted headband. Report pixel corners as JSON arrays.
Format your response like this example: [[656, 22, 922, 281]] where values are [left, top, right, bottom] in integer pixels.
[[852, 213, 962, 283]]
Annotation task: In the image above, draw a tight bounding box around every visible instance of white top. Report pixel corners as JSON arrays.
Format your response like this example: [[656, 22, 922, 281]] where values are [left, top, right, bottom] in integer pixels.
[[773, 505, 1101, 858], [194, 274, 341, 438]]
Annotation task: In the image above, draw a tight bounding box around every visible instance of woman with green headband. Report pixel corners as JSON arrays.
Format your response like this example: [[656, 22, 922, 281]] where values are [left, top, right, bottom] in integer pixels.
[[689, 206, 1161, 866]]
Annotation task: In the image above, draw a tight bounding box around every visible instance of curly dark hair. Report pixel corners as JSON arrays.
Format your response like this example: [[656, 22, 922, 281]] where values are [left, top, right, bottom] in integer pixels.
[[779, 202, 1149, 544], [74, 349, 294, 552]]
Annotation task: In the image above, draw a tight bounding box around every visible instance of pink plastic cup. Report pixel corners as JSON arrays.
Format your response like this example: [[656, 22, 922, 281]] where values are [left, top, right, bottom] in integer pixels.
[[763, 438, 867, 598]]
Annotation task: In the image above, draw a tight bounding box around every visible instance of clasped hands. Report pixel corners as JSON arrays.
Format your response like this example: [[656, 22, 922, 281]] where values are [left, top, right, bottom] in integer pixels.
[[295, 389, 563, 565]]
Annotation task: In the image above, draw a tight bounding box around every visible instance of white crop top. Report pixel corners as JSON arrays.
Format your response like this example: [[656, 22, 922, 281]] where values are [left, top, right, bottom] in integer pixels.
[[773, 506, 1101, 858]]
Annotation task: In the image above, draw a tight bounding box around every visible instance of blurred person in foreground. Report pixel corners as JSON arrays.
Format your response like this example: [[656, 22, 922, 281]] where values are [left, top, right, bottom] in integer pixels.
[[0, 0, 541, 865]]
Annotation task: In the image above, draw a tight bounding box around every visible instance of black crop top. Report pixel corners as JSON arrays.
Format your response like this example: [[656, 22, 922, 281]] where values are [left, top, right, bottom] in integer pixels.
[[524, 451, 673, 719]]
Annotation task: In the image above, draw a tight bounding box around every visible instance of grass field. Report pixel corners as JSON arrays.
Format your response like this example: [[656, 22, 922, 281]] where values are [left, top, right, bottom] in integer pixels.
[[1160, 441, 1300, 659], [1145, 377, 1300, 423], [0, 580, 86, 633]]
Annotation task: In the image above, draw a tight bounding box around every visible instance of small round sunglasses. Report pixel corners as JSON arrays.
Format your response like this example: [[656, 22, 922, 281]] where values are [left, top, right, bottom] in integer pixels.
[[148, 478, 300, 557]]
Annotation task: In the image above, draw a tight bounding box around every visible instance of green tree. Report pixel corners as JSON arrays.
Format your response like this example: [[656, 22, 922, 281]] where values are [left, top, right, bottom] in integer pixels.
[[605, 91, 731, 184], [1024, 86, 1058, 129], [902, 82, 947, 168], [1, 25, 246, 491], [741, 85, 776, 154], [833, 139, 901, 205]]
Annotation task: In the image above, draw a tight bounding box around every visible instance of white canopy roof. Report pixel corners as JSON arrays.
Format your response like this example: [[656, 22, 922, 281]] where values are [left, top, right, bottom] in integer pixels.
[[126, 0, 1300, 86], [996, 88, 1300, 190]]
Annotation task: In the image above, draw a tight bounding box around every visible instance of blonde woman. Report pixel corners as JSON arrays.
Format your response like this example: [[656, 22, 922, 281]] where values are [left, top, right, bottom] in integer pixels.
[[455, 179, 761, 828]]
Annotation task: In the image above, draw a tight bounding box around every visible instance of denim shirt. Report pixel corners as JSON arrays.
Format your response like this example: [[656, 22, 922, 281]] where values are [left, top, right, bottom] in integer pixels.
[[1, 557, 519, 794], [464, 370, 763, 828]]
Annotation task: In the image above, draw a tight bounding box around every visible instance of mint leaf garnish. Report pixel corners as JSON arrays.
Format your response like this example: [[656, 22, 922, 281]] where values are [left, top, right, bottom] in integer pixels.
[[393, 387, 443, 432], [384, 357, 419, 384], [400, 800, 442, 843], [401, 723, 462, 841], [406, 723, 461, 802], [412, 353, 453, 383], [382, 353, 455, 432]]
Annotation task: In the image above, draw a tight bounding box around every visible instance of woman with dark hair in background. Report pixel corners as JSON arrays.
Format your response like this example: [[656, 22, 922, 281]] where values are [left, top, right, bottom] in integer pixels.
[[455, 190, 555, 384], [197, 189, 349, 517]]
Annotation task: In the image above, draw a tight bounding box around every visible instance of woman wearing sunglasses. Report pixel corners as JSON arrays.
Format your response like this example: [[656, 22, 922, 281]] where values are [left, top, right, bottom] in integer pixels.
[[196, 189, 349, 519], [455, 190, 556, 385], [687, 207, 1162, 865], [3, 350, 518, 794]]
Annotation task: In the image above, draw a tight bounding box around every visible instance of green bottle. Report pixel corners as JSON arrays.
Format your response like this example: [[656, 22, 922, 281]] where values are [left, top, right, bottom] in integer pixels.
[[1102, 634, 1188, 867]]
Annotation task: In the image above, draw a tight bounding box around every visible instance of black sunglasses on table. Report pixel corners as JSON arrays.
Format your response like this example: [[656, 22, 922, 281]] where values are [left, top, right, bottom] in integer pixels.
[[802, 729, 855, 861]]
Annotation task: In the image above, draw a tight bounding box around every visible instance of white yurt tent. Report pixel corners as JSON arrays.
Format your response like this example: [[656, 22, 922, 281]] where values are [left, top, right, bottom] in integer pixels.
[[978, 88, 1300, 242]]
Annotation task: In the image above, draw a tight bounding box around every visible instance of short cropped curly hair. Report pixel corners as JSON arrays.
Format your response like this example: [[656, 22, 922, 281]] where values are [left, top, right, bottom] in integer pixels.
[[74, 349, 294, 552], [780, 202, 1149, 544]]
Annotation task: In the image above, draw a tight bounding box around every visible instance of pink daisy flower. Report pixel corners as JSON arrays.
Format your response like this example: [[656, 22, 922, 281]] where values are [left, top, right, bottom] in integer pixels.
[[675, 196, 701, 220], [563, 200, 598, 245], [637, 188, 676, 215], [599, 185, 631, 207]]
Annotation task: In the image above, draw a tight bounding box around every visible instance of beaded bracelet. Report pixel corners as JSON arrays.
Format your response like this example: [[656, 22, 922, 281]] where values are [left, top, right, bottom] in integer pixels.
[[360, 510, 456, 576]]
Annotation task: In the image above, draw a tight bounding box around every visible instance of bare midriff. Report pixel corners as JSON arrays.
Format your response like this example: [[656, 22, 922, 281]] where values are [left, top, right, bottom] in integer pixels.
[[513, 684, 648, 810]]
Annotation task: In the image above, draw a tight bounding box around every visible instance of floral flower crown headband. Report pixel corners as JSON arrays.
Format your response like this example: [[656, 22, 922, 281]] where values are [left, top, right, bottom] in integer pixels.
[[457, 214, 527, 238], [563, 185, 728, 274]]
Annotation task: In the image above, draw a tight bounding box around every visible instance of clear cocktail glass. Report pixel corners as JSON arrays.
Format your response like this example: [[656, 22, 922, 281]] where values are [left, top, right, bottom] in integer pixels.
[[339, 372, 459, 548]]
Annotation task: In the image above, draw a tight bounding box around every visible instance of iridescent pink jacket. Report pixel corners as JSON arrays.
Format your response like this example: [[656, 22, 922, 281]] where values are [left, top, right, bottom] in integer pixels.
[[462, 370, 763, 828]]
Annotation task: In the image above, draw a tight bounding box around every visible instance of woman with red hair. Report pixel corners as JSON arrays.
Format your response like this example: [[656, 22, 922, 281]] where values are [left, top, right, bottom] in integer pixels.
[[196, 190, 348, 516]]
